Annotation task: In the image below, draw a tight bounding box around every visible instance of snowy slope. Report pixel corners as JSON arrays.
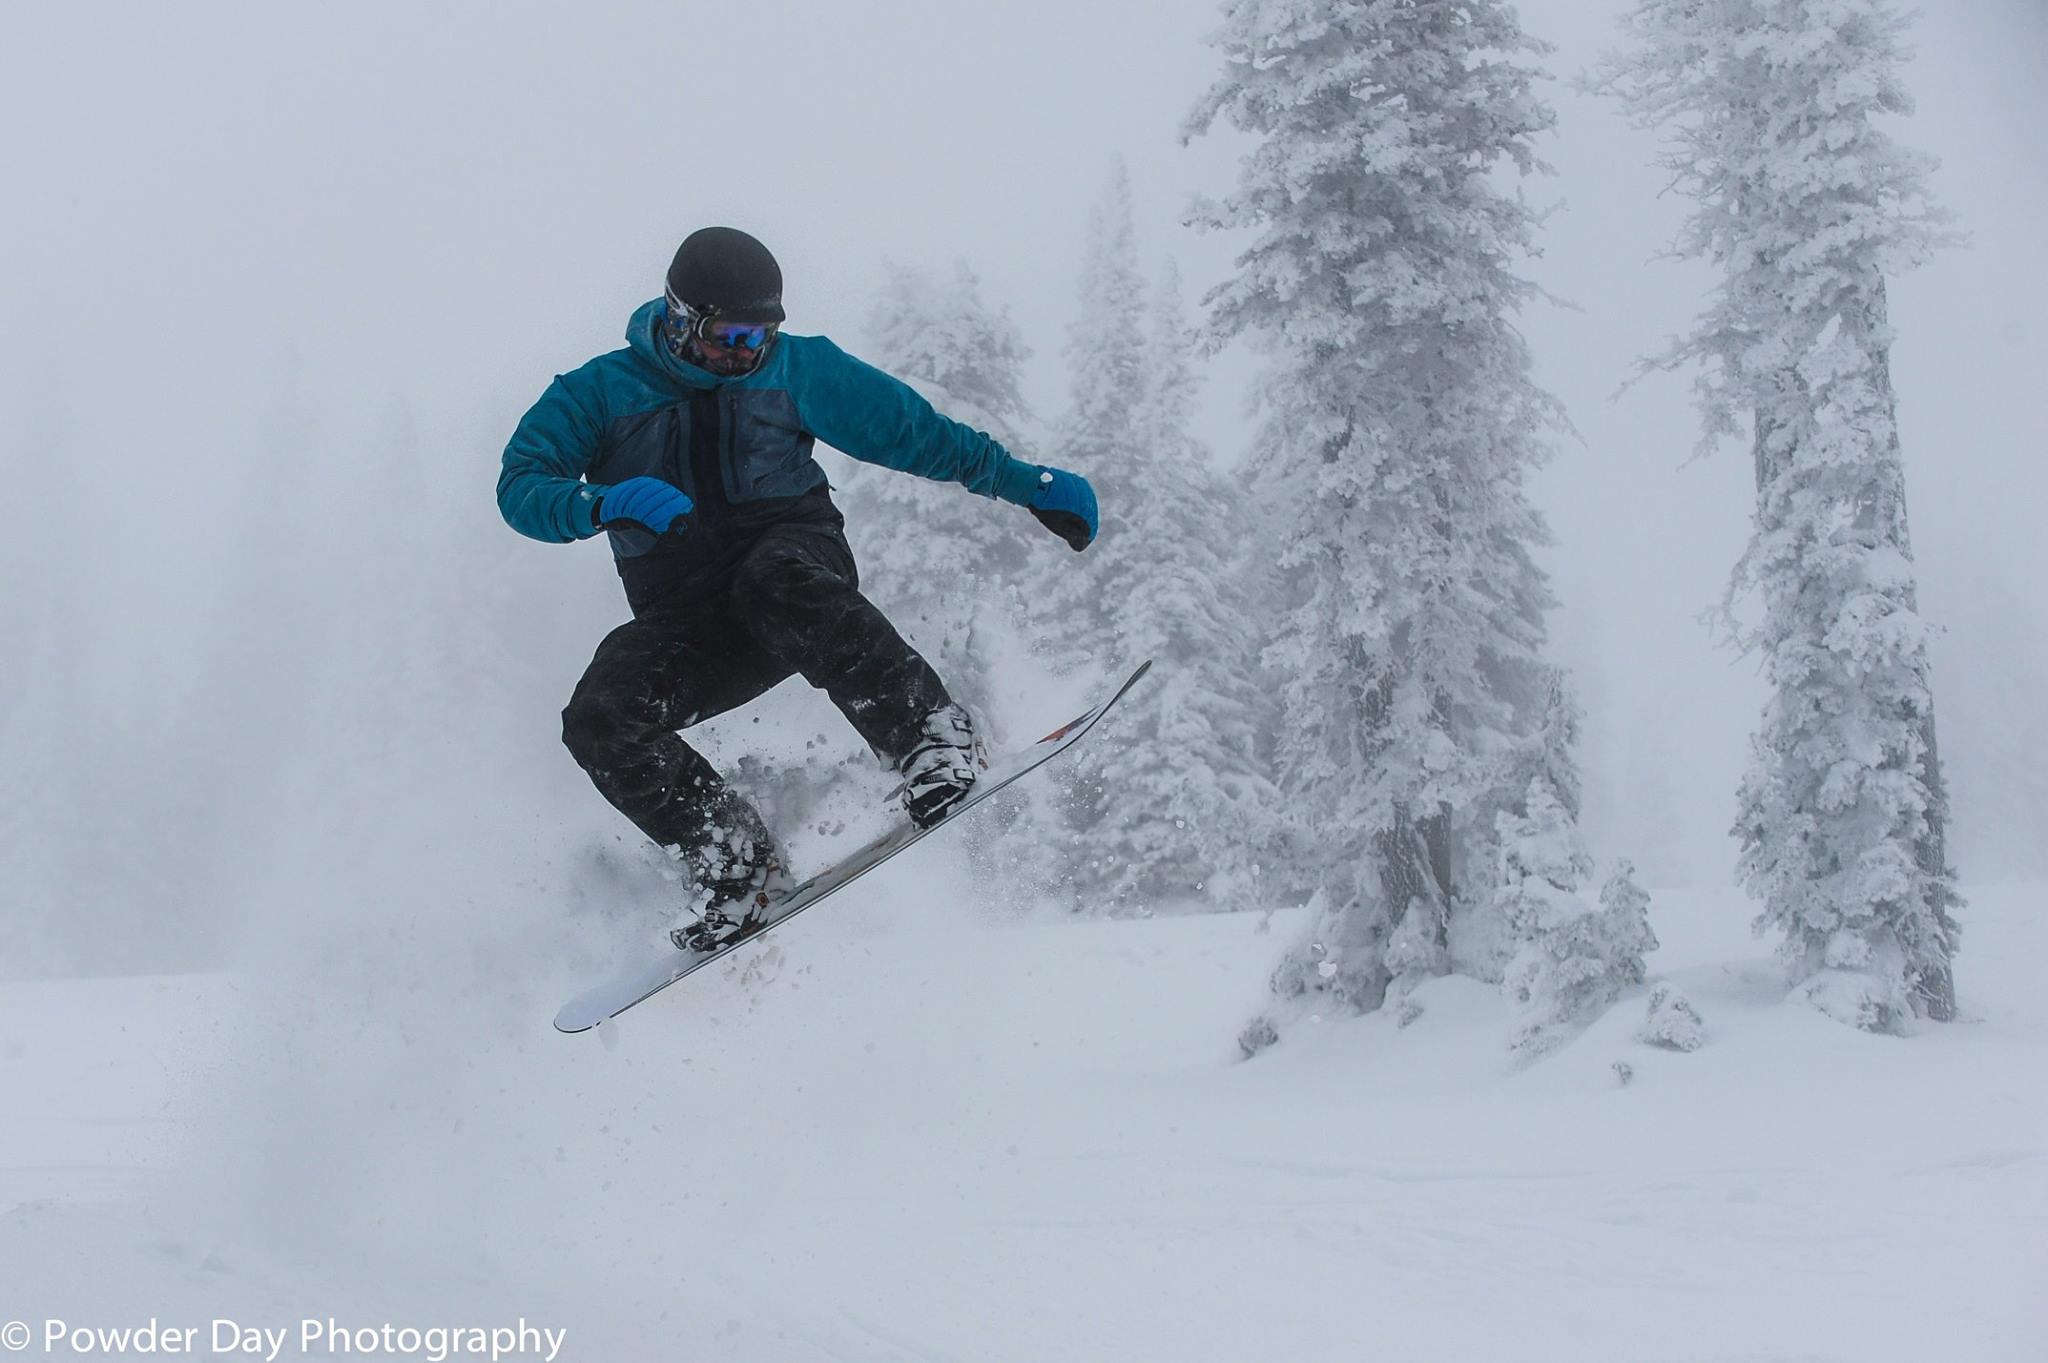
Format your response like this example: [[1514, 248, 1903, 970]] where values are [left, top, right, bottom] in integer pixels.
[[4, 879, 2042, 1363]]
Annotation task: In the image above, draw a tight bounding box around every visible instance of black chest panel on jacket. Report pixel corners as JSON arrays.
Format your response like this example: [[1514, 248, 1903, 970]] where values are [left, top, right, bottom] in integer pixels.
[[592, 389, 842, 613]]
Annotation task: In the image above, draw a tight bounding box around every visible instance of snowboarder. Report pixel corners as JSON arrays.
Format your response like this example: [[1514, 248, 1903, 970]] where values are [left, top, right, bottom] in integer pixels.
[[498, 227, 1098, 951]]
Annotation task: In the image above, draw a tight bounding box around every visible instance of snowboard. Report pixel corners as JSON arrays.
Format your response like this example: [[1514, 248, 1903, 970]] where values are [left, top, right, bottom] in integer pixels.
[[553, 659, 1153, 1034]]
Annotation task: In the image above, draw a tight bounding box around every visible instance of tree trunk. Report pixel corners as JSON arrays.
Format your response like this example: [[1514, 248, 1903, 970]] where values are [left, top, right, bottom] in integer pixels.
[[1864, 277, 1959, 1020]]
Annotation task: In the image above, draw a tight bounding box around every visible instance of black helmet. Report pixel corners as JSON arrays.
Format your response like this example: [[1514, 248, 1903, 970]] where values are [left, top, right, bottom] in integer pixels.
[[666, 227, 785, 323]]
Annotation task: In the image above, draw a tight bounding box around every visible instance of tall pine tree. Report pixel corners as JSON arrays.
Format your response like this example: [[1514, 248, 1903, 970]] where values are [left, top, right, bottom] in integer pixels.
[[1055, 250, 1288, 912], [1185, 0, 1590, 1047], [1033, 163, 1285, 912], [1595, 0, 1960, 1030], [1037, 158, 1150, 669], [839, 260, 1041, 722]]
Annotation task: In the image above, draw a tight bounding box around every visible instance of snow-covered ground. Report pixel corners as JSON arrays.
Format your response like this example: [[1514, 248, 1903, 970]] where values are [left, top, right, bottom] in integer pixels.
[[5, 871, 2042, 1362]]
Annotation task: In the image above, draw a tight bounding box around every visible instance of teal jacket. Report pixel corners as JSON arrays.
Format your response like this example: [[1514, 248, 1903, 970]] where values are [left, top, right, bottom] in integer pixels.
[[499, 300, 1042, 605]]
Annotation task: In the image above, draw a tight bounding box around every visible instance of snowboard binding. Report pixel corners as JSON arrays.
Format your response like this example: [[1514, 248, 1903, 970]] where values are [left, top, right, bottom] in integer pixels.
[[668, 849, 792, 954], [671, 903, 762, 954], [896, 702, 988, 829]]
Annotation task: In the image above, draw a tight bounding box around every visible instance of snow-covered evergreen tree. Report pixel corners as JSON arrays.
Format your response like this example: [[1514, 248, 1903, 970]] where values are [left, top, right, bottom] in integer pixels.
[[1186, 0, 1590, 1046], [1042, 157, 1149, 658], [828, 261, 1072, 896], [1594, 0, 1961, 1030], [1055, 253, 1286, 913], [838, 260, 1041, 722]]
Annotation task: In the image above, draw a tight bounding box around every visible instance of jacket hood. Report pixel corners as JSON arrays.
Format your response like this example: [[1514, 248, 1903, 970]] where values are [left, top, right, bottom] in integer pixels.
[[626, 298, 721, 390]]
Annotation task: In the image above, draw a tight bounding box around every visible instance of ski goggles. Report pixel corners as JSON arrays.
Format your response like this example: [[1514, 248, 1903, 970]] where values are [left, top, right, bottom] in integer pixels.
[[700, 317, 776, 351], [665, 288, 779, 352]]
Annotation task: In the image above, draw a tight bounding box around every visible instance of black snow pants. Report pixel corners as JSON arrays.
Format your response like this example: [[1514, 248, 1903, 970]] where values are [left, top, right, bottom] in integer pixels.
[[560, 524, 950, 882]]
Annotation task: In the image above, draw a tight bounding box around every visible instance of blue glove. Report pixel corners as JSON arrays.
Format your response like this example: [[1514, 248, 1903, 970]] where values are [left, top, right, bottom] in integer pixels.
[[595, 476, 694, 535], [1028, 466, 1098, 551]]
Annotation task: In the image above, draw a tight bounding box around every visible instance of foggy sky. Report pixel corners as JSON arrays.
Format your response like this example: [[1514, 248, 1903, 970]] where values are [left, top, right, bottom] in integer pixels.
[[4, 0, 2043, 975]]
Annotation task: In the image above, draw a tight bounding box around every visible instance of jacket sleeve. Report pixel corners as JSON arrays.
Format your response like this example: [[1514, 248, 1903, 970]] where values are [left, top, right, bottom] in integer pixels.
[[497, 373, 607, 543], [791, 337, 1043, 506]]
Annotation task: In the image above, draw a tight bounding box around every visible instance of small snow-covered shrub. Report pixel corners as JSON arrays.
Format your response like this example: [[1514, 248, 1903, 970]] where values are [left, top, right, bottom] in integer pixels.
[[1636, 982, 1705, 1052], [1501, 810, 1658, 1052]]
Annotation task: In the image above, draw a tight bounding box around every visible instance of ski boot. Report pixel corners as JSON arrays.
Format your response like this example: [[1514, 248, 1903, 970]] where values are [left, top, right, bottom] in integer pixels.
[[896, 702, 987, 830]]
